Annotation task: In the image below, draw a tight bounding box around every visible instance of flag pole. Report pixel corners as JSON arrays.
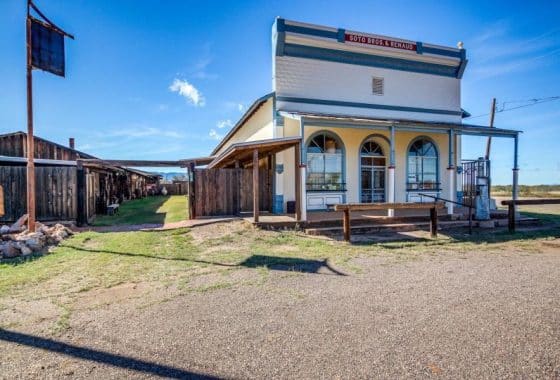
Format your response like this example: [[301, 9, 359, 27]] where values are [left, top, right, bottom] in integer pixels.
[[26, 0, 36, 232]]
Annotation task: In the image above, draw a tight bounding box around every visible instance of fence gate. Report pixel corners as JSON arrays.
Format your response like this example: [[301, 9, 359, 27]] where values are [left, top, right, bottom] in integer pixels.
[[193, 168, 272, 217], [461, 159, 490, 206]]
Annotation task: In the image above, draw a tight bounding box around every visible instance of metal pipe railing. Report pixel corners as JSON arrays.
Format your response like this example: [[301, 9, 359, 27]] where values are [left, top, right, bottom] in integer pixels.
[[418, 193, 473, 234]]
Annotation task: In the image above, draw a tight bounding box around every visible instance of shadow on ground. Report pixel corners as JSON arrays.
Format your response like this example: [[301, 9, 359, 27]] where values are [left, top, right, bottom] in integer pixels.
[[0, 329, 216, 379]]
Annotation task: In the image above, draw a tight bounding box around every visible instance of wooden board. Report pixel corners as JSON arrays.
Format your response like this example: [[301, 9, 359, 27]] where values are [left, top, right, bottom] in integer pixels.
[[0, 185, 4, 217], [0, 166, 77, 222], [194, 168, 272, 217], [501, 199, 560, 206], [334, 202, 446, 212]]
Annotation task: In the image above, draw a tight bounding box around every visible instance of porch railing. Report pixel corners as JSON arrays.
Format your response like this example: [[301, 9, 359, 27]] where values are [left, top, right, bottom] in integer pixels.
[[418, 193, 474, 234]]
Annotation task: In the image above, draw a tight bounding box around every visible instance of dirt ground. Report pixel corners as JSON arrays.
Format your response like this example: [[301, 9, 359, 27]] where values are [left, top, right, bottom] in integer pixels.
[[1, 222, 559, 379]]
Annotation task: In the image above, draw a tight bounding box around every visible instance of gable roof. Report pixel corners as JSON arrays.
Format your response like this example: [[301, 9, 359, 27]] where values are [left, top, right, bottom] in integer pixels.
[[210, 92, 274, 155]]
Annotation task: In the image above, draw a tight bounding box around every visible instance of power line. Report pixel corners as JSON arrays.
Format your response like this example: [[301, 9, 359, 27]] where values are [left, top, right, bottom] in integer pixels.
[[465, 96, 560, 120]]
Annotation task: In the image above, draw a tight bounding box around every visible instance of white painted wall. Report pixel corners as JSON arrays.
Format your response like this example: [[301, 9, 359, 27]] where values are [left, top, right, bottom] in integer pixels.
[[275, 56, 461, 123]]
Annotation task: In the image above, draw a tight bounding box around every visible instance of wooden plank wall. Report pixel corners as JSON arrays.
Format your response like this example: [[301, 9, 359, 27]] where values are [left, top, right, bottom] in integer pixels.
[[163, 182, 188, 195], [0, 166, 77, 222], [193, 168, 272, 217], [0, 133, 83, 160]]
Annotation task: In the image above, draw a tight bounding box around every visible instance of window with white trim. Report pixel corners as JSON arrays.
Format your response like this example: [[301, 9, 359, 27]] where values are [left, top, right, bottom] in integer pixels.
[[306, 133, 345, 191]]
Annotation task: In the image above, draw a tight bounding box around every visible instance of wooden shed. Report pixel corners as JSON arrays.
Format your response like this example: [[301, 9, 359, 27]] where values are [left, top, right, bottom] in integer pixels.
[[0, 132, 160, 224]]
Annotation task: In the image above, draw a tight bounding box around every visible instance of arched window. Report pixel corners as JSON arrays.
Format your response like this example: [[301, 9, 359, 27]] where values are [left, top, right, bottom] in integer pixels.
[[306, 132, 344, 191], [407, 138, 439, 191]]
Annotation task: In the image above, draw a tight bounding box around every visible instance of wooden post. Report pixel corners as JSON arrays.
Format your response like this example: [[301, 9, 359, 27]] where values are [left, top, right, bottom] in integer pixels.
[[430, 207, 438, 238], [485, 97, 496, 160], [253, 149, 259, 223], [343, 209, 351, 242], [295, 143, 302, 221], [186, 166, 192, 220], [189, 162, 196, 219], [26, 11, 36, 232], [76, 161, 86, 226], [508, 204, 515, 233], [0, 185, 4, 217]]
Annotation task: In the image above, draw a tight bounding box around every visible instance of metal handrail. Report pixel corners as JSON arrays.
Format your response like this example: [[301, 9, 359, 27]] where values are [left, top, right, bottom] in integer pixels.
[[418, 193, 473, 234]]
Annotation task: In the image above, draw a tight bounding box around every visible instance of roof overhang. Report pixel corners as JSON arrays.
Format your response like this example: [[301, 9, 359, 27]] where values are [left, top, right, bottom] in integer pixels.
[[208, 137, 302, 169], [279, 111, 521, 138]]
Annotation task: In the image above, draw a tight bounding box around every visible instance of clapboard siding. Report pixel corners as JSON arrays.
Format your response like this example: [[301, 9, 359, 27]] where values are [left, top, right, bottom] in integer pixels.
[[194, 168, 272, 217], [0, 166, 77, 222]]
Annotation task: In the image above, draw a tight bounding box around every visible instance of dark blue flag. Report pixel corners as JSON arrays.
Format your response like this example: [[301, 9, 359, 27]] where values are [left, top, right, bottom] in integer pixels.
[[30, 17, 65, 77]]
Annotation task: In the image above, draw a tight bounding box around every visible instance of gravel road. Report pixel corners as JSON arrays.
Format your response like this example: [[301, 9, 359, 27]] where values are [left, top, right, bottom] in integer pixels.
[[2, 245, 560, 379]]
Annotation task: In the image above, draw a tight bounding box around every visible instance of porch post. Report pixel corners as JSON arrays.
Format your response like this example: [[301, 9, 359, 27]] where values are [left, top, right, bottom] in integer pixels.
[[512, 134, 519, 216], [253, 149, 259, 223], [447, 129, 456, 214], [388, 125, 396, 217], [299, 118, 307, 222], [295, 142, 302, 221]]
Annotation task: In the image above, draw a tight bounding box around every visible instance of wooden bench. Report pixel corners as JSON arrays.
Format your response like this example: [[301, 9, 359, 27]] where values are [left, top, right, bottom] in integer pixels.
[[501, 198, 560, 232], [107, 203, 120, 216], [334, 202, 446, 242]]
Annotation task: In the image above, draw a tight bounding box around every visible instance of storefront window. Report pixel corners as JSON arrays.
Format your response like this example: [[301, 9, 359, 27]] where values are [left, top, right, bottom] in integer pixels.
[[306, 133, 345, 191], [407, 138, 439, 191]]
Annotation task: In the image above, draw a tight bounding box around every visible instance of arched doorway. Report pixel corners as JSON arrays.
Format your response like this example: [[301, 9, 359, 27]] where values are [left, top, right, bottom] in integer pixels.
[[360, 139, 386, 203]]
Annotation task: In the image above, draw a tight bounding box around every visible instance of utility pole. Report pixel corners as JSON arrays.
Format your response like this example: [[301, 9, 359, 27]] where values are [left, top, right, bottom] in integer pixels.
[[485, 98, 496, 201], [485, 98, 496, 160]]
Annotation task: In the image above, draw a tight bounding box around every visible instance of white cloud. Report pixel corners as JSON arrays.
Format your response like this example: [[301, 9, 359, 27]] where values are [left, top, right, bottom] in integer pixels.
[[169, 79, 205, 107], [237, 103, 245, 112], [209, 129, 223, 140], [216, 119, 234, 129]]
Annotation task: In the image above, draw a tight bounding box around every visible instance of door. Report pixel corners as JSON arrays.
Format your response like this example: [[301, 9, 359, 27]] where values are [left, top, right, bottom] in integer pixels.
[[361, 166, 385, 203]]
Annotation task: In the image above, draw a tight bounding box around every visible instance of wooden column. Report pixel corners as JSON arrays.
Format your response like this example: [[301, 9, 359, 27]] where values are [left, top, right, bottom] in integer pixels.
[[26, 14, 36, 232], [343, 209, 351, 242], [430, 207, 438, 238], [189, 162, 196, 219], [295, 143, 302, 221], [253, 149, 259, 223], [76, 161, 87, 226], [508, 204, 515, 233]]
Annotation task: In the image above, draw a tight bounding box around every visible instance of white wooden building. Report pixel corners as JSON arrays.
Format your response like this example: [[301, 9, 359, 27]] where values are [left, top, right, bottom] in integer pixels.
[[205, 18, 520, 222]]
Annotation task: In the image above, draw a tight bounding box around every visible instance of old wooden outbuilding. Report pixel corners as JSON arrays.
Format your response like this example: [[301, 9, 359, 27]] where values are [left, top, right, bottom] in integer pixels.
[[0, 131, 160, 224]]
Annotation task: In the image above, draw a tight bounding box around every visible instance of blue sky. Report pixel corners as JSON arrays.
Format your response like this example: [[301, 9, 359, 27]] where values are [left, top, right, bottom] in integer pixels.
[[1, 0, 559, 184]]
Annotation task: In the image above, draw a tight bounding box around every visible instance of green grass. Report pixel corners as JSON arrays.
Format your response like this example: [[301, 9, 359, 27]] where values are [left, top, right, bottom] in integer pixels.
[[2, 207, 560, 300], [93, 195, 187, 226]]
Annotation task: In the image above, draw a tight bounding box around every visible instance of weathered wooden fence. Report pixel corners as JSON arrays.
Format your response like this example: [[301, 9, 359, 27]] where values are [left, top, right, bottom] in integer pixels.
[[193, 168, 272, 217], [0, 166, 77, 222], [163, 181, 188, 195]]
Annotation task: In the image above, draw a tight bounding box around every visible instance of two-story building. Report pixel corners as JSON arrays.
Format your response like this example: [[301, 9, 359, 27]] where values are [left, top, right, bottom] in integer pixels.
[[199, 18, 520, 222]]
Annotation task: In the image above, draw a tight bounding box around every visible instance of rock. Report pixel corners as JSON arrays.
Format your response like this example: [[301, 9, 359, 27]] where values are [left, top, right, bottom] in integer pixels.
[[1, 242, 21, 258], [11, 214, 28, 230], [0, 225, 10, 235], [16, 242, 33, 256], [24, 238, 44, 251]]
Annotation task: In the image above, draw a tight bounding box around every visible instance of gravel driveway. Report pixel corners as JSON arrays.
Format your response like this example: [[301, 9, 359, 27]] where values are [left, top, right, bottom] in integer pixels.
[[2, 244, 560, 379]]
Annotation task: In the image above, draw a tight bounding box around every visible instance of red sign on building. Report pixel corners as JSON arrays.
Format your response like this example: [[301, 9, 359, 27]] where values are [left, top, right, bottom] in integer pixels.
[[345, 33, 417, 52]]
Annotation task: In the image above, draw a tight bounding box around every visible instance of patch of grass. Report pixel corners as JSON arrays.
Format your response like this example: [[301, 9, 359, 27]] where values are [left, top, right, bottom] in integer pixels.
[[51, 299, 72, 335], [2, 208, 560, 303], [92, 195, 187, 226]]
